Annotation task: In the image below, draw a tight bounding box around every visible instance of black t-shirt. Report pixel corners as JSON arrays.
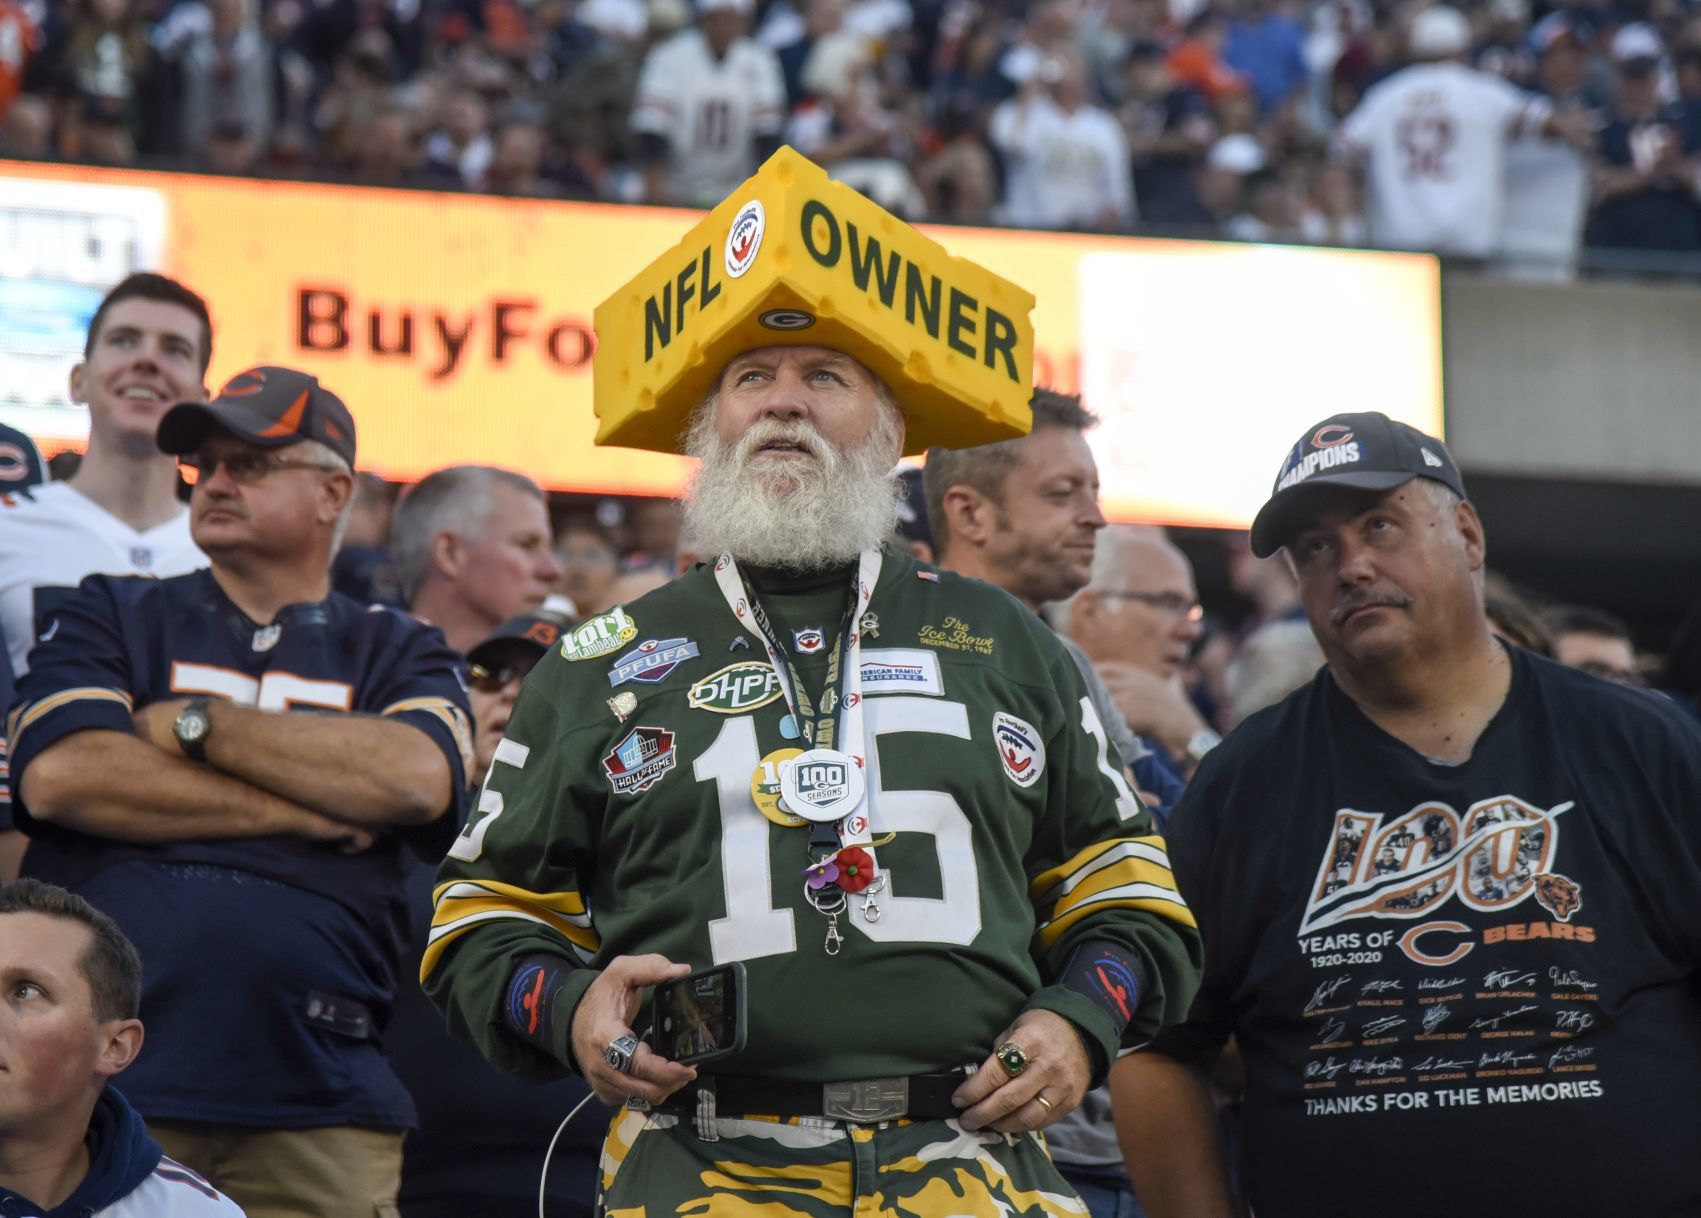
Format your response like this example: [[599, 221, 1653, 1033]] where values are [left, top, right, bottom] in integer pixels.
[[1154, 646, 1701, 1218], [1586, 103, 1701, 251]]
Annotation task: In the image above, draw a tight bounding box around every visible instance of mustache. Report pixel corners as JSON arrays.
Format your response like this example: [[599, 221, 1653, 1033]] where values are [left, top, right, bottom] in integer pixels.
[[1330, 587, 1413, 627], [737, 419, 824, 462]]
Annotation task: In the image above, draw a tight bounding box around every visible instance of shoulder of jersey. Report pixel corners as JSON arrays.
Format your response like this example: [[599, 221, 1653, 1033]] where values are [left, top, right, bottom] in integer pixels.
[[0, 483, 53, 513], [128, 1156, 244, 1214]]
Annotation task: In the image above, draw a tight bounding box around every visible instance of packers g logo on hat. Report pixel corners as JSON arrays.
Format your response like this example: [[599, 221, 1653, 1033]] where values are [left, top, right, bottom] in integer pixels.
[[592, 147, 1036, 456]]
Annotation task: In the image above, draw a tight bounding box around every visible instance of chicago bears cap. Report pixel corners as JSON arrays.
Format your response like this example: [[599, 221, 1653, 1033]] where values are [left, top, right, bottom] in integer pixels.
[[1248, 411, 1465, 557], [157, 365, 357, 466], [0, 424, 47, 489], [467, 608, 575, 671]]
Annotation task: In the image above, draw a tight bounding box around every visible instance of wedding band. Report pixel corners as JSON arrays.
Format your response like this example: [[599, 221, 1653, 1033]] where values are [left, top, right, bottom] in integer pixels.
[[1035, 1095, 1054, 1113], [995, 1042, 1029, 1078]]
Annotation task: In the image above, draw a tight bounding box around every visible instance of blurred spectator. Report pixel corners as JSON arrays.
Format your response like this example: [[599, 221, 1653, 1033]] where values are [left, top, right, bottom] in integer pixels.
[[1226, 531, 1301, 628], [631, 0, 786, 206], [1297, 157, 1368, 244], [625, 496, 682, 568], [1585, 37, 1701, 256], [1222, 0, 1308, 117], [0, 91, 51, 157], [1484, 581, 1555, 655], [552, 518, 622, 616], [392, 466, 562, 653], [331, 472, 403, 606], [0, 0, 39, 121], [1336, 5, 1590, 259], [168, 0, 273, 160], [1166, 11, 1249, 103], [1121, 41, 1218, 226], [1547, 603, 1642, 685], [477, 116, 558, 196], [37, 0, 160, 158], [1188, 131, 1263, 230], [352, 105, 420, 185], [420, 86, 493, 187], [1224, 164, 1304, 240], [203, 116, 260, 174], [913, 97, 999, 222], [76, 91, 138, 165], [776, 0, 845, 104], [1053, 525, 1221, 773], [891, 464, 934, 562], [1223, 617, 1322, 725], [990, 49, 1135, 230]]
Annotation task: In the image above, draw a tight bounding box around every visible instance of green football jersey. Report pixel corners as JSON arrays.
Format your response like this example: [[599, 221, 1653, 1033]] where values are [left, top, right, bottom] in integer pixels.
[[424, 546, 1201, 1083]]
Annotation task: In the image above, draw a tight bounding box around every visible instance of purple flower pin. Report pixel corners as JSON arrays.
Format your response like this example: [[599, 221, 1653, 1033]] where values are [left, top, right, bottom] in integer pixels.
[[803, 858, 841, 890]]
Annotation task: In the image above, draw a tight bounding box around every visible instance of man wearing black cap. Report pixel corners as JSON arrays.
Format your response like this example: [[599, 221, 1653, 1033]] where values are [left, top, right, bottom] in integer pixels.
[[1119, 411, 1701, 1218], [7, 365, 473, 1218]]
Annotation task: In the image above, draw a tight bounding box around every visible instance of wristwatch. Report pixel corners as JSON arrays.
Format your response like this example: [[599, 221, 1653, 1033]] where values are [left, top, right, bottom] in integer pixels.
[[173, 698, 213, 763], [1184, 727, 1222, 767], [604, 1033, 640, 1075]]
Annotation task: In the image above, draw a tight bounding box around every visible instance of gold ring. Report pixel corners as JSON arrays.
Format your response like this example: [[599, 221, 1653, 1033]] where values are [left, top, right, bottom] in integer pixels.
[[1035, 1095, 1054, 1114], [995, 1042, 1029, 1077]]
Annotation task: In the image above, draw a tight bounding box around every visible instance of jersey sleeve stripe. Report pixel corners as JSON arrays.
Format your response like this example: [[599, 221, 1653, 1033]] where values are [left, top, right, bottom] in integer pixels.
[[384, 698, 475, 773], [1029, 837, 1175, 907], [432, 877, 592, 919], [1033, 884, 1198, 950], [8, 687, 134, 747], [422, 908, 598, 981]]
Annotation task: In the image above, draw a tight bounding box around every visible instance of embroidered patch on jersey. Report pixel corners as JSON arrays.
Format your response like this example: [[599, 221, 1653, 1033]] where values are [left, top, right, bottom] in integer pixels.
[[729, 636, 751, 651], [130, 546, 154, 569], [252, 624, 281, 652], [859, 648, 943, 697], [793, 627, 826, 655], [1062, 939, 1141, 1036], [608, 637, 699, 686], [992, 711, 1044, 788], [916, 570, 939, 582], [608, 691, 638, 721], [505, 957, 564, 1041], [919, 615, 994, 655], [688, 662, 783, 713], [602, 725, 676, 794], [560, 607, 639, 661]]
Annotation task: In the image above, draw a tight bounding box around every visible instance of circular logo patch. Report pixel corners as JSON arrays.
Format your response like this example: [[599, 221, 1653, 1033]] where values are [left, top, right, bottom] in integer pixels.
[[759, 309, 816, 330], [778, 748, 865, 823], [992, 711, 1045, 789], [751, 748, 807, 828], [725, 201, 766, 279]]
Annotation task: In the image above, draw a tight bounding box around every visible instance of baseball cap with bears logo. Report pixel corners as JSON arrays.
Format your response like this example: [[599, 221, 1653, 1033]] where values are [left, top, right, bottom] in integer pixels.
[[156, 365, 357, 466], [1248, 411, 1466, 557]]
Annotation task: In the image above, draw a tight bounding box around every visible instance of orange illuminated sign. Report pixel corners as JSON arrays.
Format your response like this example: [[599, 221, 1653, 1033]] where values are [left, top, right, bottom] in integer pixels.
[[0, 160, 1440, 528]]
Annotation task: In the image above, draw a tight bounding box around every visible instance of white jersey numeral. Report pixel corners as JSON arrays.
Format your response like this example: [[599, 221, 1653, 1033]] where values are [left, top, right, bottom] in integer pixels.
[[1080, 696, 1140, 820], [696, 699, 984, 963], [447, 738, 529, 862], [169, 663, 353, 711]]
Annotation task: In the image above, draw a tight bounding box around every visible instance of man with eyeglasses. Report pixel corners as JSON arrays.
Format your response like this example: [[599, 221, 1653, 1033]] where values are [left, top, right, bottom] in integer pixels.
[[7, 364, 473, 1218], [1054, 527, 1222, 778]]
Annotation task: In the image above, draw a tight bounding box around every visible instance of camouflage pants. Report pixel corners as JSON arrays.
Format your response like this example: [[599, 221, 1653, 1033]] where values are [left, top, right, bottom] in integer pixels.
[[597, 1107, 1091, 1218]]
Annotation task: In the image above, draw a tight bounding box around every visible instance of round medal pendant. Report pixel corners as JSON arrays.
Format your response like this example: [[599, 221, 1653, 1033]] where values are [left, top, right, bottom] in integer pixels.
[[777, 748, 865, 824], [751, 748, 808, 828]]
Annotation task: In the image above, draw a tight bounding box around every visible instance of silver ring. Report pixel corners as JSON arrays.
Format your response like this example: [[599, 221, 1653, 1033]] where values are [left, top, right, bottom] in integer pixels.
[[1035, 1095, 1054, 1114], [604, 1033, 639, 1075]]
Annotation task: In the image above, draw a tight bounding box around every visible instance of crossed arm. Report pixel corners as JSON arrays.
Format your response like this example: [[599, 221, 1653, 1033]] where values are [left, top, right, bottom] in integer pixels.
[[20, 700, 453, 845]]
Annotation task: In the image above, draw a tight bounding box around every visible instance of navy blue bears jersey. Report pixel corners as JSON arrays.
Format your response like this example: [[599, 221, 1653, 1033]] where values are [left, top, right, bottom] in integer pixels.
[[7, 568, 472, 1129]]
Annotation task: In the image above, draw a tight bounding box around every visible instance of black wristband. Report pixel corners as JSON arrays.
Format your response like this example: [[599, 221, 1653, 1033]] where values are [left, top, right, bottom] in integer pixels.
[[504, 954, 572, 1058], [1060, 939, 1145, 1039]]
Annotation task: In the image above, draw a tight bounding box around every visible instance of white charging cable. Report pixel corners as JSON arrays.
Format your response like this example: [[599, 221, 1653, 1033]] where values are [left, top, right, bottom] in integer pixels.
[[538, 1091, 603, 1218]]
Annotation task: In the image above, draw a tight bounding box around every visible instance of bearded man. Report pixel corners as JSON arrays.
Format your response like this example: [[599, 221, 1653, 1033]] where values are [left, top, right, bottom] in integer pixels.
[[422, 151, 1201, 1215]]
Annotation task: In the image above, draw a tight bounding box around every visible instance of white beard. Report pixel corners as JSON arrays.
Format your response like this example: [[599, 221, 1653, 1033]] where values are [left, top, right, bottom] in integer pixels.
[[682, 403, 904, 569]]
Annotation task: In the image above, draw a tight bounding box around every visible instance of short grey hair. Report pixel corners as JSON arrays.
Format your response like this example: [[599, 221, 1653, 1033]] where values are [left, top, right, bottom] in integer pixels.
[[1226, 619, 1325, 726], [1050, 524, 1171, 635], [391, 466, 546, 603], [292, 439, 358, 552]]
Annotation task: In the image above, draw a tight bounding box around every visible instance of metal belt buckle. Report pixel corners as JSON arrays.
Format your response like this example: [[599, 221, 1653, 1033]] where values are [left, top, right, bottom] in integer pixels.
[[822, 1077, 909, 1123]]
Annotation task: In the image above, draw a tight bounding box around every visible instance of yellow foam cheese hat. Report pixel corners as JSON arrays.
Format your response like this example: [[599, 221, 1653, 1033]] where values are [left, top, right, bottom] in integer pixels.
[[593, 147, 1035, 456]]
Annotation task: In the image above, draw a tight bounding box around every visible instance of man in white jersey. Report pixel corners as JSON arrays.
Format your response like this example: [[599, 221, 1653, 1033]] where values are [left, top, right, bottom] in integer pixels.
[[1333, 6, 1590, 258], [0, 273, 212, 876], [631, 0, 787, 207], [991, 52, 1135, 232]]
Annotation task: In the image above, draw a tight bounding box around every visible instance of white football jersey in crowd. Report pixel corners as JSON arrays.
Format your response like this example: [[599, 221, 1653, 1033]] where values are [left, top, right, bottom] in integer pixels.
[[990, 95, 1135, 230], [99, 1161, 246, 1217], [631, 29, 786, 207], [1337, 62, 1551, 258], [0, 482, 206, 677]]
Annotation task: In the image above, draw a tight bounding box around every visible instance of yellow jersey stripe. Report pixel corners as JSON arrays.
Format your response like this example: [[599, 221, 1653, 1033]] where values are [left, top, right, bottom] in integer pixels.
[[1034, 887, 1199, 950], [420, 909, 598, 982], [1030, 837, 1174, 906], [9, 688, 134, 751], [1045, 854, 1183, 921], [431, 878, 590, 919]]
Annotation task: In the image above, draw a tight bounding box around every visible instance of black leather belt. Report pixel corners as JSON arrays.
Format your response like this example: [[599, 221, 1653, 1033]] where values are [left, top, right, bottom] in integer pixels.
[[658, 1071, 971, 1123]]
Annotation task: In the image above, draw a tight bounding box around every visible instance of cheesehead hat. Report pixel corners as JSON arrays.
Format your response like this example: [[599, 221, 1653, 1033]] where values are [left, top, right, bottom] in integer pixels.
[[593, 147, 1036, 456]]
